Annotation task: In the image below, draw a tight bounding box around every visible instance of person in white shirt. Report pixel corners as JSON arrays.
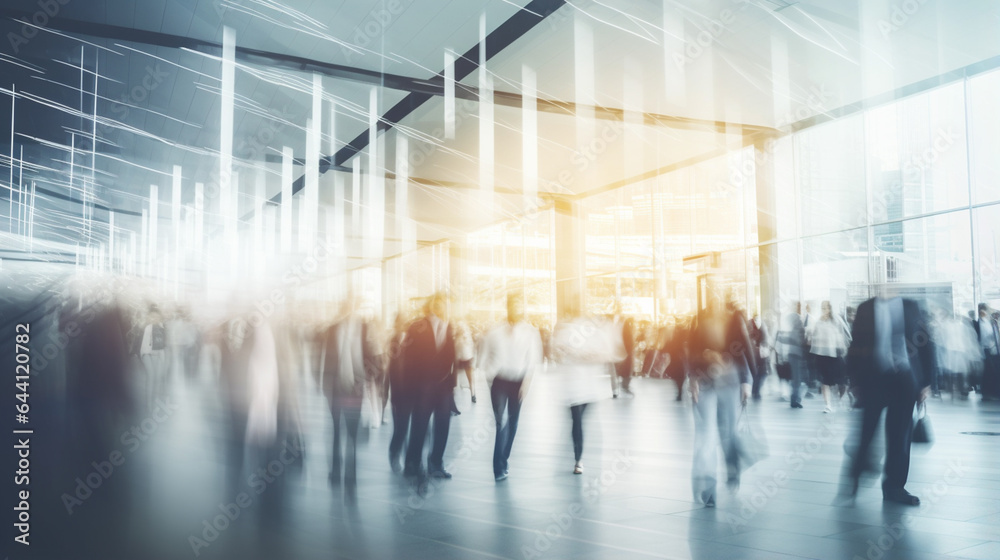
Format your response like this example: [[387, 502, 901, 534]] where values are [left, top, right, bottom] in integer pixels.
[[551, 301, 626, 475], [806, 301, 850, 413], [478, 293, 543, 481]]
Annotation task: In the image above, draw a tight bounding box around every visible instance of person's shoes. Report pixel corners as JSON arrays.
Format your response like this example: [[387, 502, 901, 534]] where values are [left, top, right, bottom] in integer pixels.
[[390, 460, 403, 474], [705, 496, 716, 508], [451, 408, 461, 416], [752, 394, 762, 401], [727, 478, 740, 493], [883, 489, 920, 506], [430, 469, 453, 479], [805, 391, 815, 399], [613, 392, 619, 399], [573, 464, 583, 475], [823, 406, 833, 413], [791, 402, 803, 409], [495, 472, 508, 482], [472, 395, 477, 404]]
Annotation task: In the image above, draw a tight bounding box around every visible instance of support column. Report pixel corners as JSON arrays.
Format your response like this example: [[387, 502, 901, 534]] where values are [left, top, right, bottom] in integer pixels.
[[554, 196, 585, 318], [754, 136, 780, 319]]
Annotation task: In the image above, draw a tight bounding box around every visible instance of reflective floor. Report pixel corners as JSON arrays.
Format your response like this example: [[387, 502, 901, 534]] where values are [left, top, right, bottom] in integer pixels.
[[89, 365, 1000, 560]]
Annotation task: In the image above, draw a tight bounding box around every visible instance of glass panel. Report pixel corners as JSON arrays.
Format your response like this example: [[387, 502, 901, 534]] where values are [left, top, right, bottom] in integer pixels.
[[866, 82, 969, 223], [796, 114, 867, 235], [873, 211, 973, 314], [970, 69, 1000, 204], [801, 228, 870, 315]]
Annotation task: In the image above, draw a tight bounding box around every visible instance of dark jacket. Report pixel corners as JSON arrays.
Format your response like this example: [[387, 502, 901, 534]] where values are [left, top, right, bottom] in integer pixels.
[[321, 319, 381, 402], [847, 297, 935, 391], [402, 316, 456, 395], [688, 309, 753, 387]]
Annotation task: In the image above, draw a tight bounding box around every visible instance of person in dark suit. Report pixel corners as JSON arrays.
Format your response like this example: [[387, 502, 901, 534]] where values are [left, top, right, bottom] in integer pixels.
[[616, 316, 636, 396], [845, 294, 934, 505], [403, 292, 457, 479]]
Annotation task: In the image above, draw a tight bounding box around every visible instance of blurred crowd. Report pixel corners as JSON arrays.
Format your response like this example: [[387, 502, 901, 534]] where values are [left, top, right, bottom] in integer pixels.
[[29, 270, 1000, 557]]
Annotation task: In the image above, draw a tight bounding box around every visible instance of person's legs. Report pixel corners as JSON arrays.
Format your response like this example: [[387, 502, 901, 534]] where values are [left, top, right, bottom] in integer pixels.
[[716, 381, 742, 487], [428, 390, 453, 473], [342, 407, 361, 488], [503, 381, 523, 469], [389, 390, 412, 471], [405, 389, 431, 476], [465, 365, 476, 401], [790, 355, 803, 407], [491, 380, 508, 478], [570, 404, 587, 463], [883, 377, 916, 494], [692, 387, 719, 504], [330, 401, 342, 483], [850, 383, 886, 489]]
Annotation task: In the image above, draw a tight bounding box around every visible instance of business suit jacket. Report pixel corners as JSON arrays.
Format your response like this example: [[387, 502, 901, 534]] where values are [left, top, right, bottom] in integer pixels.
[[402, 316, 456, 395], [321, 319, 381, 404], [847, 298, 934, 392]]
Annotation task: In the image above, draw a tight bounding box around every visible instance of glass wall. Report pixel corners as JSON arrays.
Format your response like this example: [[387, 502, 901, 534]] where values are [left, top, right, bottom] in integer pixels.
[[574, 67, 1000, 323]]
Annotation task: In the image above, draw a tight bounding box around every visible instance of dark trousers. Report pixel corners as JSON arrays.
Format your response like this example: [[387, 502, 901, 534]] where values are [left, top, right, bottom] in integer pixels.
[[751, 356, 767, 398], [570, 404, 588, 461], [983, 355, 1000, 398], [388, 389, 413, 468], [491, 378, 523, 476], [406, 388, 453, 474], [851, 374, 917, 492], [330, 402, 361, 486], [617, 358, 632, 391]]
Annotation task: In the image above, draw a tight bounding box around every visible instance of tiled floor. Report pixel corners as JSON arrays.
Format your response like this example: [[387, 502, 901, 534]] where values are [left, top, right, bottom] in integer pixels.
[[106, 363, 1000, 560]]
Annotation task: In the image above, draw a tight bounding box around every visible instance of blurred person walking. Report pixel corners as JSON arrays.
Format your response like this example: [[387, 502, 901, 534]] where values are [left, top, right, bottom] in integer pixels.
[[387, 313, 412, 472], [777, 302, 808, 408], [320, 301, 381, 498], [139, 305, 168, 408], [807, 301, 850, 413], [454, 320, 477, 403], [688, 287, 753, 507], [478, 293, 543, 481], [845, 294, 935, 505], [403, 293, 458, 480], [550, 301, 625, 475]]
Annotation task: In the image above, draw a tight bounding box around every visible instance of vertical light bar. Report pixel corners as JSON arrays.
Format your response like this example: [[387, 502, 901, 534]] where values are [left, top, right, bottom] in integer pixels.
[[108, 210, 115, 272], [334, 173, 346, 270], [478, 13, 494, 213], [148, 185, 158, 277], [302, 73, 322, 251], [444, 50, 456, 139], [8, 84, 14, 233], [352, 157, 361, 234], [575, 14, 595, 192], [220, 26, 236, 254], [194, 182, 204, 244], [264, 204, 276, 256], [370, 131, 386, 262], [281, 146, 293, 252], [522, 65, 537, 207], [172, 165, 181, 256], [141, 209, 148, 276], [255, 167, 265, 253]]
